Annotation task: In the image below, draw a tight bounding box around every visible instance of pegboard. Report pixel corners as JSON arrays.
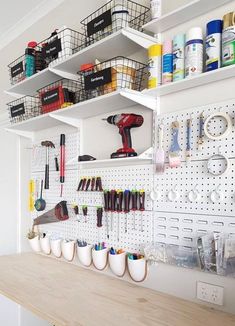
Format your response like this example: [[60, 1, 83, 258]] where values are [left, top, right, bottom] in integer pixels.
[[153, 98, 235, 248]]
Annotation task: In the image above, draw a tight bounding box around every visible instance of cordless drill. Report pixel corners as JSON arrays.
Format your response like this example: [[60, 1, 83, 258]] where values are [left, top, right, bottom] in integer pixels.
[[103, 113, 144, 159]]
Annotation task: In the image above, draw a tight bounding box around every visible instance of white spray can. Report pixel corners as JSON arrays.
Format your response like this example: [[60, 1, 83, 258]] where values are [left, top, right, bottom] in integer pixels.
[[173, 34, 185, 81], [185, 27, 203, 78]]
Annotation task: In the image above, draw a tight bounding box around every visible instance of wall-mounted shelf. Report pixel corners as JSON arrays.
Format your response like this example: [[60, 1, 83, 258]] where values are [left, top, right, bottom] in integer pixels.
[[53, 27, 157, 75], [6, 90, 157, 138], [144, 65, 235, 97], [143, 0, 231, 34], [6, 27, 157, 98], [67, 147, 153, 167], [5, 68, 61, 97]]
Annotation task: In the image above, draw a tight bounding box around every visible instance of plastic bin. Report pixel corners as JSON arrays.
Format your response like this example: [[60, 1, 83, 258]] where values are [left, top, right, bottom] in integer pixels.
[[7, 96, 41, 124]]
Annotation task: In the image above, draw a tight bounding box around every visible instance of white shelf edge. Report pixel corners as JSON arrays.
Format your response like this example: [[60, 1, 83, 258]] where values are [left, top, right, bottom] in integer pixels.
[[143, 0, 231, 34], [144, 65, 235, 97], [67, 147, 153, 166]]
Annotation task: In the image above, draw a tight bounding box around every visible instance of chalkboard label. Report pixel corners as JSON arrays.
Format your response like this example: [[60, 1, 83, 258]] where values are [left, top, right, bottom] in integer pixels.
[[41, 87, 60, 106], [11, 61, 24, 78], [42, 38, 62, 58], [84, 67, 112, 90], [10, 103, 25, 118], [87, 9, 112, 37]]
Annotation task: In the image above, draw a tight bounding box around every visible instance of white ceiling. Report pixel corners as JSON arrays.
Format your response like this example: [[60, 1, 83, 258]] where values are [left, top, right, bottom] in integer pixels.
[[0, 0, 65, 50]]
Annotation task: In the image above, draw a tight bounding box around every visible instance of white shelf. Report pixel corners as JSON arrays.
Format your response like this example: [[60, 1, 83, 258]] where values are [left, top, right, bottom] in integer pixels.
[[6, 28, 157, 97], [6, 90, 156, 138], [6, 68, 61, 97], [143, 0, 231, 34], [53, 27, 157, 75], [67, 147, 153, 167], [144, 65, 235, 97]]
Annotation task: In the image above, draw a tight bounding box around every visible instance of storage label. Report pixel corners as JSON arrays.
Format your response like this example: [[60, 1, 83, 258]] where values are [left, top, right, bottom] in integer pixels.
[[42, 38, 62, 58], [84, 67, 112, 90], [87, 10, 112, 36], [10, 103, 25, 118], [11, 61, 24, 78], [41, 87, 60, 105]]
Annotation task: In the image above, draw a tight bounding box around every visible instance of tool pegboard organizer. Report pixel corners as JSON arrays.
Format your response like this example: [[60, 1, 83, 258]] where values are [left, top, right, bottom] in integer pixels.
[[152, 99, 235, 273]]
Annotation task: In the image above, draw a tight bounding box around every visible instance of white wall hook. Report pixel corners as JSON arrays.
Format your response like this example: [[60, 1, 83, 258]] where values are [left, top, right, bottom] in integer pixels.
[[167, 186, 179, 202]]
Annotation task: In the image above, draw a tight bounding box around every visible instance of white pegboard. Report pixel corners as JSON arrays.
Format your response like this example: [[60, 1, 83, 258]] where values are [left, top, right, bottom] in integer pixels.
[[153, 98, 235, 248]]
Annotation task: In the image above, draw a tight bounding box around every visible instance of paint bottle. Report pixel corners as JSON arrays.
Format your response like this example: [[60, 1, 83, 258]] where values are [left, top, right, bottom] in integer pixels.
[[25, 41, 37, 78], [162, 40, 173, 84], [150, 0, 162, 20], [222, 12, 235, 67], [148, 44, 162, 88], [185, 27, 203, 78], [206, 20, 223, 71], [173, 34, 185, 81]]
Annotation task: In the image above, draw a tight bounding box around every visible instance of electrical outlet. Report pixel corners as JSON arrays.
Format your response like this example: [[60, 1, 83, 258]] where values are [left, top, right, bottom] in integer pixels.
[[197, 282, 224, 306]]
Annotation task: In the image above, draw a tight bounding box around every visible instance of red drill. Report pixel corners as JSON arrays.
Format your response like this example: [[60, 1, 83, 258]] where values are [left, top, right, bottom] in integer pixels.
[[103, 113, 144, 159]]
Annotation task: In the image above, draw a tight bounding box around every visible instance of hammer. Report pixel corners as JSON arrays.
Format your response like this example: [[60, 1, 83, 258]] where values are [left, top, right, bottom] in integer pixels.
[[41, 141, 55, 189]]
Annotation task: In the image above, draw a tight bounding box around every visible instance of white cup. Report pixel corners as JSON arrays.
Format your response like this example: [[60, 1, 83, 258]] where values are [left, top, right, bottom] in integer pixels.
[[40, 236, 51, 255], [127, 257, 147, 282], [77, 244, 93, 267], [50, 238, 62, 258], [61, 240, 75, 262], [28, 236, 41, 253], [92, 248, 108, 270], [109, 251, 126, 277]]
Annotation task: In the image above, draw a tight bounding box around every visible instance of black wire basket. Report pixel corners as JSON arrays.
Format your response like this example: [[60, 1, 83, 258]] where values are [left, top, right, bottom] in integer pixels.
[[37, 78, 81, 114], [8, 27, 84, 85], [78, 56, 147, 102], [7, 96, 41, 124], [80, 0, 150, 49]]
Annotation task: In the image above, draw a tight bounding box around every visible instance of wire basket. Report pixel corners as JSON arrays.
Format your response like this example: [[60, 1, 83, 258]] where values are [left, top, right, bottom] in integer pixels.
[[80, 0, 150, 48], [37, 78, 81, 114], [7, 96, 41, 124], [78, 56, 147, 102], [8, 27, 84, 85]]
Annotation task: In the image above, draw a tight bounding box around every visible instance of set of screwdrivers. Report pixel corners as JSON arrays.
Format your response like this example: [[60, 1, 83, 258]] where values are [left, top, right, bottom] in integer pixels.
[[103, 189, 145, 241], [77, 176, 103, 192]]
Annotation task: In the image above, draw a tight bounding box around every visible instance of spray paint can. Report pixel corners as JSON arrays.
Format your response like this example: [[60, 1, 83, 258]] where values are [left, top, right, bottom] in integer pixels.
[[185, 27, 203, 78], [150, 0, 162, 20], [206, 20, 222, 71], [173, 34, 185, 81], [25, 41, 37, 78], [148, 44, 162, 88], [222, 12, 235, 67], [162, 40, 173, 84]]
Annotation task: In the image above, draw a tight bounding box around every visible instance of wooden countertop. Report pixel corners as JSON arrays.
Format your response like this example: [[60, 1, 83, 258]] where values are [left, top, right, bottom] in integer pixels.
[[0, 253, 234, 326]]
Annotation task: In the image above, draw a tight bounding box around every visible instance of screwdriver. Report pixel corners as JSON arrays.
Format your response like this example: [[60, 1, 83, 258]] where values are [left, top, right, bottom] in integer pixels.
[[110, 190, 117, 232], [131, 189, 138, 230], [96, 177, 103, 191], [82, 178, 87, 191], [139, 190, 145, 232], [91, 177, 96, 191], [82, 205, 88, 223], [103, 190, 110, 239], [96, 207, 103, 228], [116, 190, 123, 242], [77, 178, 83, 191], [124, 190, 131, 233], [85, 178, 91, 191]]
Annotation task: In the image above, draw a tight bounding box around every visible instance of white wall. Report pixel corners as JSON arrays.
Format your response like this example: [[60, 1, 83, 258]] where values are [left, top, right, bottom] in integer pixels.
[[0, 0, 234, 324]]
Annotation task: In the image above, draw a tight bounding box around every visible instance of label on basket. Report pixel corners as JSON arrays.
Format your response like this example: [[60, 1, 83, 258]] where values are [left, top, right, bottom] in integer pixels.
[[87, 9, 112, 36], [41, 87, 60, 105], [10, 103, 25, 118], [42, 38, 62, 58], [84, 67, 112, 90], [11, 61, 24, 78]]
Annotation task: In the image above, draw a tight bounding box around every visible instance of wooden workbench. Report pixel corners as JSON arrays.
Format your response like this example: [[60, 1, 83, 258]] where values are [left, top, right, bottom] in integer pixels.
[[0, 253, 234, 326]]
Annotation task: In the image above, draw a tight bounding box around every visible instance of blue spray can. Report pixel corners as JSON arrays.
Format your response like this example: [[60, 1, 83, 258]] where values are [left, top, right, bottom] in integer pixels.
[[173, 34, 185, 81], [25, 41, 37, 78], [206, 20, 223, 71]]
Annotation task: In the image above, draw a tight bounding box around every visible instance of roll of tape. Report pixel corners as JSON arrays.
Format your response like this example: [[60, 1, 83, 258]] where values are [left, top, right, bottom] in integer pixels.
[[204, 112, 232, 140]]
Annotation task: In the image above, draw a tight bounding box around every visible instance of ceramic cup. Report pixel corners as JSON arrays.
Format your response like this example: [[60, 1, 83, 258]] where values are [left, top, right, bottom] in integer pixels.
[[28, 236, 41, 253], [127, 257, 147, 282], [40, 236, 51, 255], [77, 244, 93, 267], [50, 238, 62, 258], [109, 251, 126, 277], [61, 240, 75, 262], [92, 248, 108, 270]]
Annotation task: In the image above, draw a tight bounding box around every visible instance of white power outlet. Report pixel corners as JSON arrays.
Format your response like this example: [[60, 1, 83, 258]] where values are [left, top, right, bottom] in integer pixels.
[[197, 282, 224, 306]]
